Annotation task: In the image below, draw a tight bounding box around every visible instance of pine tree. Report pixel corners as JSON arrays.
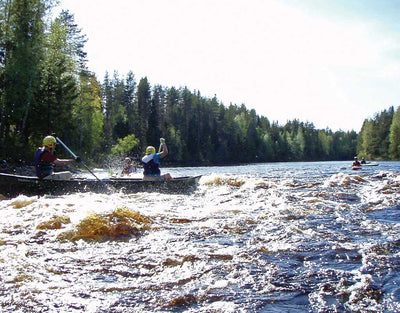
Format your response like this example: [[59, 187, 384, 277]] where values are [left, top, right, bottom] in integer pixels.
[[74, 71, 104, 160], [357, 120, 376, 159], [102, 72, 114, 147], [34, 10, 88, 144], [147, 85, 163, 147], [1, 0, 49, 150], [136, 77, 151, 149], [389, 107, 400, 159], [124, 71, 136, 134]]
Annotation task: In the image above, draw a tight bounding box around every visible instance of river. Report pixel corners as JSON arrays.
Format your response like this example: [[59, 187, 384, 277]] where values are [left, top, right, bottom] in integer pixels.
[[0, 161, 399, 312]]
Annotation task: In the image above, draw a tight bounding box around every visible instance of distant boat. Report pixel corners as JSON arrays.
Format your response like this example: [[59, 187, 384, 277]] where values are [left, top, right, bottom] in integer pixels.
[[361, 162, 379, 167], [0, 173, 201, 197]]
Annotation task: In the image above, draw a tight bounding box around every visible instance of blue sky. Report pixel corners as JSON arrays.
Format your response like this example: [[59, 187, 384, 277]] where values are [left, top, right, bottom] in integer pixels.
[[57, 0, 400, 131]]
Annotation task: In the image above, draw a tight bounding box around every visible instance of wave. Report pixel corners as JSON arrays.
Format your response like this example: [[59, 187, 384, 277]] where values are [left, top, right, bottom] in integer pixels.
[[0, 166, 399, 312]]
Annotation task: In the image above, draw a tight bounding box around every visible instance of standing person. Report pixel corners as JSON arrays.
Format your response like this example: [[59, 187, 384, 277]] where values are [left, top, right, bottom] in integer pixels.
[[34, 135, 78, 180], [141, 138, 172, 181], [121, 157, 137, 176]]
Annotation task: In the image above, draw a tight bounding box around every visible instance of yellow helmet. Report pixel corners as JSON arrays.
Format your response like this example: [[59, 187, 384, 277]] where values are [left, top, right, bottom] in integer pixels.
[[43, 136, 56, 148], [146, 146, 156, 155]]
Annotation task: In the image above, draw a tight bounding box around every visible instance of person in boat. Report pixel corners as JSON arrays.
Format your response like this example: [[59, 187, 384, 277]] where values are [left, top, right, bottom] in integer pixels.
[[353, 157, 361, 167], [360, 157, 367, 164], [121, 157, 137, 176], [142, 138, 172, 181], [34, 135, 78, 180]]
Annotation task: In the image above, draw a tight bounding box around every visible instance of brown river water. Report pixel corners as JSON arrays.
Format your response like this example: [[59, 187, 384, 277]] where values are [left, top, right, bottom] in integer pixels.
[[0, 161, 399, 312]]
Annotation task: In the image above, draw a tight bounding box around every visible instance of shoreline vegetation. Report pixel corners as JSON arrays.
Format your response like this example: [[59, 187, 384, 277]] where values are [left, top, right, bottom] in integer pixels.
[[1, 1, 399, 167]]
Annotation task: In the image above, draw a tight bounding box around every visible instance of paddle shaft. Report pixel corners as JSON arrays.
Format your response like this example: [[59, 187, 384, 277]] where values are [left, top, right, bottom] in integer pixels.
[[56, 137, 101, 181]]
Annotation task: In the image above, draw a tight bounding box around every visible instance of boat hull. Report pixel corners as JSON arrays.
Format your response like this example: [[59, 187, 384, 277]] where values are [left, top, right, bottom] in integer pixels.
[[0, 173, 201, 197]]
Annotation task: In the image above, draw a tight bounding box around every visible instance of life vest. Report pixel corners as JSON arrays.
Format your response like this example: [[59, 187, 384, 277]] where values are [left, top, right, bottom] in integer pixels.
[[34, 148, 53, 178], [142, 154, 161, 176], [122, 164, 136, 175]]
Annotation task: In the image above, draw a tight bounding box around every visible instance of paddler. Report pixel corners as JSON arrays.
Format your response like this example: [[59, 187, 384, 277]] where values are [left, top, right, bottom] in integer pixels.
[[352, 156, 361, 167], [34, 135, 79, 180], [121, 157, 137, 176], [142, 138, 172, 181]]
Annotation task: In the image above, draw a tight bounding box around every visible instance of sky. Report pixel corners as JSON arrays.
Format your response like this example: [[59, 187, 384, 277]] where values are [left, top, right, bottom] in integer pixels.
[[55, 0, 400, 132]]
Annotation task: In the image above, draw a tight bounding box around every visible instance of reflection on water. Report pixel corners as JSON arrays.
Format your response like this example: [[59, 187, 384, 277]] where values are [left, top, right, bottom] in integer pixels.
[[0, 161, 399, 312]]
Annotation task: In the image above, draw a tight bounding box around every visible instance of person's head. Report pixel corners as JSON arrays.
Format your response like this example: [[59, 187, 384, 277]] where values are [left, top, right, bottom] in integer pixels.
[[43, 136, 56, 150], [146, 146, 156, 155]]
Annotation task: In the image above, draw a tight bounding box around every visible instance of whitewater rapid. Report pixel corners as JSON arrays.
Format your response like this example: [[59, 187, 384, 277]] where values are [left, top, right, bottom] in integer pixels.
[[0, 161, 399, 312]]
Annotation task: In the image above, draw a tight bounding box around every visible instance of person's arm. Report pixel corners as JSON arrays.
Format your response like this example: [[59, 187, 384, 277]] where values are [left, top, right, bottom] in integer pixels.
[[42, 151, 75, 167], [53, 158, 76, 166], [159, 138, 168, 158]]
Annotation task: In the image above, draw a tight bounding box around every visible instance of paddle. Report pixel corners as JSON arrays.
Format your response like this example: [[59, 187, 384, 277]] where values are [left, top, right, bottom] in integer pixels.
[[55, 137, 101, 182]]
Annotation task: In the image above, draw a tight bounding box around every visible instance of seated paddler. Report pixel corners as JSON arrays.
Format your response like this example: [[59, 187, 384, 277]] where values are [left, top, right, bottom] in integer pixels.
[[34, 135, 78, 180], [352, 156, 361, 167], [141, 138, 172, 181], [121, 157, 137, 176]]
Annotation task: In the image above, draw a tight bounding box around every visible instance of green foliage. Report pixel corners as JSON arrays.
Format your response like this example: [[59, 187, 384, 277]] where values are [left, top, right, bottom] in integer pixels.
[[110, 134, 139, 156], [135, 77, 151, 148], [73, 71, 104, 160], [96, 70, 360, 165], [389, 107, 400, 159], [0, 0, 48, 156], [6, 0, 398, 167], [357, 107, 398, 160]]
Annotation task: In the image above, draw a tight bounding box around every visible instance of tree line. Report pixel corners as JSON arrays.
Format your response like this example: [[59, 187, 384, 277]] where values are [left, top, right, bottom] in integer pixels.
[[1, 0, 395, 168], [101, 73, 358, 165], [357, 106, 400, 160]]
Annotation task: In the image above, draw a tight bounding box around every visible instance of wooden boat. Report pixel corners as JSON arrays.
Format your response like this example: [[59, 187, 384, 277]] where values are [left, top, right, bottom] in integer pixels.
[[0, 173, 202, 197]]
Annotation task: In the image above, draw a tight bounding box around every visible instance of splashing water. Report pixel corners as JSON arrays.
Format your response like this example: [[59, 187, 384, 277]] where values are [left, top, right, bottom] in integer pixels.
[[0, 161, 399, 312]]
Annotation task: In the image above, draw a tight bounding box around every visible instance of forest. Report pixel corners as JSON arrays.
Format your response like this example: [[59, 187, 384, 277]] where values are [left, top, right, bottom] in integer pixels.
[[357, 106, 400, 160], [0, 0, 398, 169]]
